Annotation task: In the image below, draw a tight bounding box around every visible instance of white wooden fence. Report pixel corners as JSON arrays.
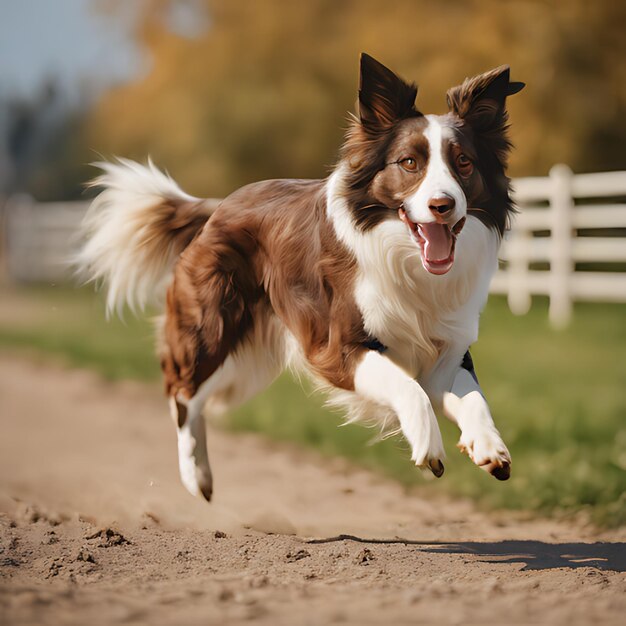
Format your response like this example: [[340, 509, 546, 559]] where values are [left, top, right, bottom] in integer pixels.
[[2, 165, 626, 326], [1, 195, 89, 283], [492, 165, 626, 327]]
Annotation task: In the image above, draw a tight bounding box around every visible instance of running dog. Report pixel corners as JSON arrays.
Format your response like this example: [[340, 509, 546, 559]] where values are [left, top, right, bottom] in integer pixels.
[[77, 54, 524, 500]]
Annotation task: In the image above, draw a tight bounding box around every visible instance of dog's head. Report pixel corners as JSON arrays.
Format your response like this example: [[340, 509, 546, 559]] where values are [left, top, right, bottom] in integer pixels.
[[341, 53, 524, 275]]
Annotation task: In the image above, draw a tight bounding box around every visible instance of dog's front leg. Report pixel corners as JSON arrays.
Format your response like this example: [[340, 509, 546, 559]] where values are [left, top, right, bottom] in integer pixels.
[[442, 365, 511, 480], [354, 351, 445, 476]]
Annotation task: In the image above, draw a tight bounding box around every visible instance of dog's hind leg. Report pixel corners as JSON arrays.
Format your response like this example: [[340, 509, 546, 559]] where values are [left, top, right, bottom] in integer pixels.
[[160, 245, 256, 501], [162, 293, 285, 501], [169, 392, 214, 500], [167, 320, 285, 500]]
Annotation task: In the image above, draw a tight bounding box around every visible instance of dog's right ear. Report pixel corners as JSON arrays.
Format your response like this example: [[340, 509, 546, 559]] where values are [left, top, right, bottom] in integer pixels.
[[358, 53, 419, 131]]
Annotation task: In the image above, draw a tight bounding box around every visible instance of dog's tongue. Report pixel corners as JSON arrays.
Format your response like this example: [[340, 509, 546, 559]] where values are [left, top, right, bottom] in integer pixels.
[[420, 223, 453, 261]]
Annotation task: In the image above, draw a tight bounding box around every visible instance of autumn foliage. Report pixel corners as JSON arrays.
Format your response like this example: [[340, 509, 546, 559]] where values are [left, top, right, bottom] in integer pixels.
[[86, 0, 626, 198]]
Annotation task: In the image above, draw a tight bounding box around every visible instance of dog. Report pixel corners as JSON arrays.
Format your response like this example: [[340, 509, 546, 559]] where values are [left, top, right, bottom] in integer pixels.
[[77, 53, 524, 501]]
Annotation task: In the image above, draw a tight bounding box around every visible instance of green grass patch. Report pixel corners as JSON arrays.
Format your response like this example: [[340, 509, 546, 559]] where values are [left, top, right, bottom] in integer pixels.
[[1, 284, 624, 526], [0, 285, 159, 381]]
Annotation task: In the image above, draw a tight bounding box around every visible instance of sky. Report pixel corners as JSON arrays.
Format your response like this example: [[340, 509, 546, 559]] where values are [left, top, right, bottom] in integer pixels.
[[0, 0, 144, 103]]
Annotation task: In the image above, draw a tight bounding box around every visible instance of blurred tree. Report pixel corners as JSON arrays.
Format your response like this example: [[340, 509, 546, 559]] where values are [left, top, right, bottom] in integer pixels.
[[0, 79, 91, 200], [87, 0, 626, 197]]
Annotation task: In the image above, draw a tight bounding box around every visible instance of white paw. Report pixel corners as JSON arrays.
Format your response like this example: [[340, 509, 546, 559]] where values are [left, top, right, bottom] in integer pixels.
[[178, 451, 213, 500], [177, 424, 213, 501], [405, 404, 446, 477], [458, 424, 511, 480]]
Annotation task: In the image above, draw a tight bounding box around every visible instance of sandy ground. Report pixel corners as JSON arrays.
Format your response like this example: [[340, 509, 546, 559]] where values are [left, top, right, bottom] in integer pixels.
[[0, 355, 624, 625]]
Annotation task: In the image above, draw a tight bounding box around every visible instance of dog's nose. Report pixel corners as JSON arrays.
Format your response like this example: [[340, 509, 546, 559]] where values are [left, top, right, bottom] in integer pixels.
[[428, 195, 455, 220]]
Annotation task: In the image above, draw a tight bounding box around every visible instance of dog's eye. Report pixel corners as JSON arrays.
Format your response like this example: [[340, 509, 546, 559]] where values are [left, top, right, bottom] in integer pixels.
[[399, 157, 417, 172], [456, 153, 473, 176]]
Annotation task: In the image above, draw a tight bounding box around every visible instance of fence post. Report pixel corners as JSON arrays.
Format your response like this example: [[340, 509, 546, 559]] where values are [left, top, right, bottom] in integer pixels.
[[5, 194, 35, 283], [548, 164, 574, 328]]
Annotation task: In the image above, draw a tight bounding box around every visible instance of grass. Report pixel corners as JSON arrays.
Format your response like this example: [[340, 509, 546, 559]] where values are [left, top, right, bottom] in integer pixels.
[[0, 284, 160, 381], [0, 283, 624, 527]]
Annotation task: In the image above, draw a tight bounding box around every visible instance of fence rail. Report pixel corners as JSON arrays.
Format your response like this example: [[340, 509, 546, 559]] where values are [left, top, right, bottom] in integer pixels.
[[2, 165, 626, 326]]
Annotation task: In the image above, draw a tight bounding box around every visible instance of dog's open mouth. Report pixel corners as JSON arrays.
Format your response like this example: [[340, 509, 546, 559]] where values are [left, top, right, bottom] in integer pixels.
[[398, 208, 466, 275]]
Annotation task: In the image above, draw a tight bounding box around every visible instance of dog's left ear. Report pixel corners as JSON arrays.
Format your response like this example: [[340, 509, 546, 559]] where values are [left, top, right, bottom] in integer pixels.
[[358, 53, 419, 131], [446, 66, 525, 131]]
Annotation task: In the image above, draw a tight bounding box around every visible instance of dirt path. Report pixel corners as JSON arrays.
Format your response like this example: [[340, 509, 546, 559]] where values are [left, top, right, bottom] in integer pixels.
[[1, 356, 624, 625]]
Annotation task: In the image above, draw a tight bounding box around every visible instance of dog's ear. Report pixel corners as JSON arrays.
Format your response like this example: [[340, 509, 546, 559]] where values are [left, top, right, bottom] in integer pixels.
[[358, 53, 419, 131], [446, 66, 525, 131]]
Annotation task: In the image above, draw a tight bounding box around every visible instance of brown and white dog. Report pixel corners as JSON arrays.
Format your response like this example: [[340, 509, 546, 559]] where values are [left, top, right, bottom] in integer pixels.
[[77, 54, 524, 501]]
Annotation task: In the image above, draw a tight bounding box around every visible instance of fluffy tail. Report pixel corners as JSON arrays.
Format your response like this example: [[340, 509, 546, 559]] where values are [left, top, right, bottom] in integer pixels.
[[75, 158, 218, 316]]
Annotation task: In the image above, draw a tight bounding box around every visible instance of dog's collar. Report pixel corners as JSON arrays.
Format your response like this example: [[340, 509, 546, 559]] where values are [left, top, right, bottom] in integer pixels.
[[362, 338, 478, 384]]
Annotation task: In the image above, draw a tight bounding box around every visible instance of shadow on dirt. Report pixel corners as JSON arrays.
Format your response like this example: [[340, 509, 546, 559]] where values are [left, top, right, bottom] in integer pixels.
[[307, 535, 626, 572]]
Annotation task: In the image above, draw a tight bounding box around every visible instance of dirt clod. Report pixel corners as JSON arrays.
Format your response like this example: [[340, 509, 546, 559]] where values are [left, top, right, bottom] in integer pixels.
[[286, 549, 311, 563], [76, 549, 96, 564], [85, 528, 130, 548], [355, 548, 375, 565], [46, 560, 64, 578]]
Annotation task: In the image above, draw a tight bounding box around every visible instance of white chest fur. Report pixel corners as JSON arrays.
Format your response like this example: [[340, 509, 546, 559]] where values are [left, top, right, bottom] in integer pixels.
[[327, 170, 500, 389]]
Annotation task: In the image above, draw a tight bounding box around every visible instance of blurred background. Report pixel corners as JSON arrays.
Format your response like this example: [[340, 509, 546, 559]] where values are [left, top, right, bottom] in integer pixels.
[[0, 0, 624, 526], [1, 0, 626, 199]]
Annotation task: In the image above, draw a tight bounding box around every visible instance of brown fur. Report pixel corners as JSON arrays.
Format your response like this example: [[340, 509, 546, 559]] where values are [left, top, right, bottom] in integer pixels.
[[161, 179, 370, 406], [341, 54, 423, 232], [135, 197, 219, 267]]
